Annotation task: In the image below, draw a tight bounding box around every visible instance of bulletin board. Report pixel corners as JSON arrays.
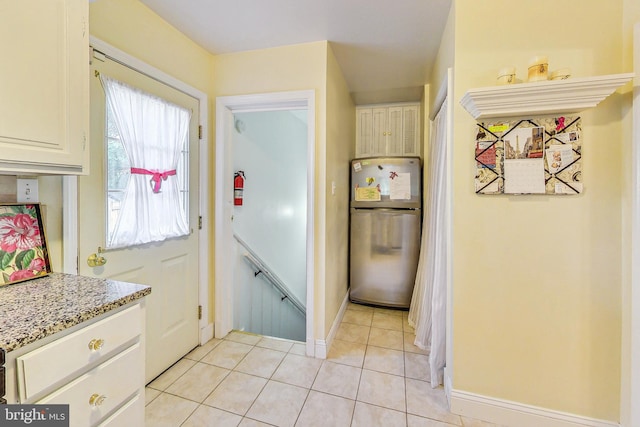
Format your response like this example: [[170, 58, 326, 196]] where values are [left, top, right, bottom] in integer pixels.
[[474, 116, 582, 195]]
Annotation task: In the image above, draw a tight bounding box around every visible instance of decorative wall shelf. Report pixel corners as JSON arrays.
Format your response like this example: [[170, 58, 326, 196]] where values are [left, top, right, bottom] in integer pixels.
[[460, 73, 634, 119]]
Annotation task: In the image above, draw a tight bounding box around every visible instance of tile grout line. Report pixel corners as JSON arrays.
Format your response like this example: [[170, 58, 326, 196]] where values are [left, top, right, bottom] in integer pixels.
[[231, 333, 307, 426], [148, 305, 492, 427]]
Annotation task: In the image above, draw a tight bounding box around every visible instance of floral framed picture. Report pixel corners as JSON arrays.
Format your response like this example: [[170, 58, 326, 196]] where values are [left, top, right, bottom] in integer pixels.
[[0, 203, 51, 286]]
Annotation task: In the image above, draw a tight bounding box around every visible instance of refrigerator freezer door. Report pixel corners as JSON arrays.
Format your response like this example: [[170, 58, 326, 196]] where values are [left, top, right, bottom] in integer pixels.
[[349, 208, 421, 308], [351, 157, 421, 209]]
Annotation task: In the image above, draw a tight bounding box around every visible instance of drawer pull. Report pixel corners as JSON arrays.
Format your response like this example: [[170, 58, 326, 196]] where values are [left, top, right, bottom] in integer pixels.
[[89, 393, 107, 407], [88, 339, 105, 351]]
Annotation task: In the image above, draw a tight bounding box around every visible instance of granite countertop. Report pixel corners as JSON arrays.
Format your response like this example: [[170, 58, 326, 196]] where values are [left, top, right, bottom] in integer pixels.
[[0, 273, 151, 353]]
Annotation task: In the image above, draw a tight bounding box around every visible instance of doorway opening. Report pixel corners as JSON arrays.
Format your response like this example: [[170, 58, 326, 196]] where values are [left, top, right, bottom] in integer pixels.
[[215, 91, 315, 356], [232, 110, 307, 341]]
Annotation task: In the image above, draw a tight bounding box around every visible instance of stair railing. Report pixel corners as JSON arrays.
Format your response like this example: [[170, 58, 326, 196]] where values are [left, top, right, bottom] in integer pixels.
[[233, 233, 306, 317]]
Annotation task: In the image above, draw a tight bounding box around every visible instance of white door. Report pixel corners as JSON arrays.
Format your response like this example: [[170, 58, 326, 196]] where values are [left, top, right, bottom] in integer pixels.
[[78, 55, 200, 383]]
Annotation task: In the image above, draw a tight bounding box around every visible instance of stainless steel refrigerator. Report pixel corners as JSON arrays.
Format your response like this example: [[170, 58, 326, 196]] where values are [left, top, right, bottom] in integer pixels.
[[349, 157, 421, 308]]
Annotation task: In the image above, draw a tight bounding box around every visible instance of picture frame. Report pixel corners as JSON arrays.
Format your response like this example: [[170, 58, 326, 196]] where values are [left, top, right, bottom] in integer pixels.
[[474, 116, 582, 195], [0, 203, 51, 286]]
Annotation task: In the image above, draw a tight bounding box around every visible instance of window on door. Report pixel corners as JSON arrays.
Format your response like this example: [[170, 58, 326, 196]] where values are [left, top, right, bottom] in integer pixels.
[[101, 75, 191, 249]]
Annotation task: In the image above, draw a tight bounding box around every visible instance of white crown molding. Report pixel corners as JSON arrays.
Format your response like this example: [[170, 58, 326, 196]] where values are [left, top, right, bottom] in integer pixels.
[[460, 73, 634, 119]]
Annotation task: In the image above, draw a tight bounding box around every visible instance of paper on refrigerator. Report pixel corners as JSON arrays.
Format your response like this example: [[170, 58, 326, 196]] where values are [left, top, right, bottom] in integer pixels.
[[390, 172, 411, 200], [355, 186, 381, 201]]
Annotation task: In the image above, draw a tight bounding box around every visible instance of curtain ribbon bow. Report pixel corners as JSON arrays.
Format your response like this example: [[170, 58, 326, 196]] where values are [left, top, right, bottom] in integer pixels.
[[130, 167, 177, 193]]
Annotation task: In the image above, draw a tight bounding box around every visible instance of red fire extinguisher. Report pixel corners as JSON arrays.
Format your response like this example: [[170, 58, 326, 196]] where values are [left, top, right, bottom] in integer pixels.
[[234, 171, 245, 206]]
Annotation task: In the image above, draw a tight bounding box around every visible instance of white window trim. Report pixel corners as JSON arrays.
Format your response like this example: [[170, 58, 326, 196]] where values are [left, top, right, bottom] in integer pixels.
[[62, 36, 212, 344]]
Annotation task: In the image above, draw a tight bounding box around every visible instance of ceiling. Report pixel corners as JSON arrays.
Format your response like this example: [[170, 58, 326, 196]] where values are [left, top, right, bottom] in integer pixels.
[[138, 0, 452, 105]]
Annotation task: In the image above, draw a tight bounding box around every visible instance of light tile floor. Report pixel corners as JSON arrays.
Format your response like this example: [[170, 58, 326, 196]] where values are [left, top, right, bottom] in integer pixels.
[[145, 302, 503, 427]]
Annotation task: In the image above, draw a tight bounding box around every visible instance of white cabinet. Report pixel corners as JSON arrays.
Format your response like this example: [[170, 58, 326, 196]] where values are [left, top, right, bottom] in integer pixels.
[[6, 303, 145, 427], [16, 304, 142, 401], [36, 344, 142, 427], [0, 0, 89, 175], [97, 393, 144, 427], [356, 103, 420, 157]]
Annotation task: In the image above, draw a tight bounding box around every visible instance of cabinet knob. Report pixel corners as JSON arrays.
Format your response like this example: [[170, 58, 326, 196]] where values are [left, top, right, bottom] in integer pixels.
[[89, 394, 107, 407], [88, 338, 105, 351]]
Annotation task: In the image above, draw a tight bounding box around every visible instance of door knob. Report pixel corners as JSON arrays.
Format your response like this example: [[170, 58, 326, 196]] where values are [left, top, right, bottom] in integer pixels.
[[87, 247, 107, 267]]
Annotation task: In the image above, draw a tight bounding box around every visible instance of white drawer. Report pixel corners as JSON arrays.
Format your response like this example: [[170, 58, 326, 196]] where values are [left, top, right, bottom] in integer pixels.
[[98, 393, 144, 427], [37, 343, 142, 427], [17, 303, 141, 401]]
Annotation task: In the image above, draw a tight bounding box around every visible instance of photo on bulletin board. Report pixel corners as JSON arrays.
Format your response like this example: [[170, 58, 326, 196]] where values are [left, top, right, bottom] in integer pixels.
[[474, 116, 582, 195]]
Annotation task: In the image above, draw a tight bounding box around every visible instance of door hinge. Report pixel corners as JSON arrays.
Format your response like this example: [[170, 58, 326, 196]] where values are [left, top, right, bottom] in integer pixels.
[[91, 46, 106, 63], [198, 125, 203, 140], [198, 216, 203, 230], [198, 305, 202, 320]]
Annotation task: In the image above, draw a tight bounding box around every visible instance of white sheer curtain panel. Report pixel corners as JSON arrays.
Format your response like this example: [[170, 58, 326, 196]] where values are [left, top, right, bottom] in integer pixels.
[[101, 75, 191, 248], [408, 97, 449, 388]]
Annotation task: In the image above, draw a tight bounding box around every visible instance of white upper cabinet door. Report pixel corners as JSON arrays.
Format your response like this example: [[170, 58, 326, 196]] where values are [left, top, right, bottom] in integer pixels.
[[371, 107, 388, 156], [0, 0, 89, 175], [386, 106, 404, 155], [401, 105, 420, 156], [355, 103, 421, 158], [355, 108, 373, 157]]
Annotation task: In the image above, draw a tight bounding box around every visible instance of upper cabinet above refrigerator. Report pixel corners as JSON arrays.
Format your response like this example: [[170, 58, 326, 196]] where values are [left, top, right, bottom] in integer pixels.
[[0, 0, 89, 175], [355, 103, 421, 158]]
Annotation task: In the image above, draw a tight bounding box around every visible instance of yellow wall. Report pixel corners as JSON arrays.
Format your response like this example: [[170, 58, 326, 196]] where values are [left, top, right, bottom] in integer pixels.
[[89, 0, 214, 93], [214, 41, 346, 341], [324, 43, 355, 334], [429, 3, 455, 114], [213, 42, 327, 99], [451, 0, 623, 420], [39, 178, 63, 272]]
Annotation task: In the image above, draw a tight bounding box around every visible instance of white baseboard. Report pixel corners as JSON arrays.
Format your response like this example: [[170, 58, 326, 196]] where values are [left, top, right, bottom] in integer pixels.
[[306, 337, 316, 358], [200, 322, 214, 344], [314, 339, 327, 359], [450, 390, 619, 427], [314, 291, 350, 359], [444, 367, 453, 406]]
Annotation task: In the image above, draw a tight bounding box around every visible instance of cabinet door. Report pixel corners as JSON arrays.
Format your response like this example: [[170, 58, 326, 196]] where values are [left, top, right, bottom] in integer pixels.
[[386, 106, 404, 155], [98, 394, 144, 427], [17, 304, 142, 401], [37, 343, 142, 427], [355, 108, 373, 157], [371, 108, 388, 156], [402, 105, 420, 155], [0, 0, 89, 174]]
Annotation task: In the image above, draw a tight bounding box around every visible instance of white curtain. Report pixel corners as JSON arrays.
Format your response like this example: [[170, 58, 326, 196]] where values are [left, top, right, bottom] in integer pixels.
[[408, 97, 449, 388], [101, 75, 191, 249]]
